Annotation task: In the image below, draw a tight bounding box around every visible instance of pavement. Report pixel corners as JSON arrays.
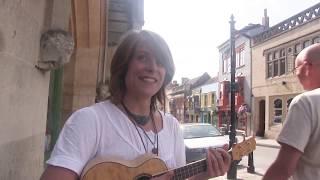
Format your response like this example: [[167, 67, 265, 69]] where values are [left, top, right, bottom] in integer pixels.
[[210, 137, 280, 180], [255, 136, 280, 149]]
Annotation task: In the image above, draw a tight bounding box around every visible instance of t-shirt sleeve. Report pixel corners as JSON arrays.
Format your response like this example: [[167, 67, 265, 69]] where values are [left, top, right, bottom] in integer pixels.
[[277, 95, 312, 153], [46, 107, 100, 176], [172, 116, 186, 167]]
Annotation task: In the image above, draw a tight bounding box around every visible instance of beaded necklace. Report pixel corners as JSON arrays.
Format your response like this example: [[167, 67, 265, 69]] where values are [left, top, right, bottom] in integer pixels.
[[122, 102, 159, 155]]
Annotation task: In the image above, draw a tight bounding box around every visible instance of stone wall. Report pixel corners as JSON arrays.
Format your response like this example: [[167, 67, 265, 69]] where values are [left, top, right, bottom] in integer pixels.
[[0, 1, 70, 179]]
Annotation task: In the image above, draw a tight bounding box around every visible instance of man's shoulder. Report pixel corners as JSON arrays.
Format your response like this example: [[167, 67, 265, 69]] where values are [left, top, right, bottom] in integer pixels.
[[291, 89, 319, 105], [304, 88, 320, 97]]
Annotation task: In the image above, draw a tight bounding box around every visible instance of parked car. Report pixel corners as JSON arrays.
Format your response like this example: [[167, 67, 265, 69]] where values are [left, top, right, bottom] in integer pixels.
[[180, 123, 230, 163]]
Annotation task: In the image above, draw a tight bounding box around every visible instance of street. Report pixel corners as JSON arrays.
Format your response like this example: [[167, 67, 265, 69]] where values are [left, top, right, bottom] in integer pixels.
[[211, 145, 279, 180]]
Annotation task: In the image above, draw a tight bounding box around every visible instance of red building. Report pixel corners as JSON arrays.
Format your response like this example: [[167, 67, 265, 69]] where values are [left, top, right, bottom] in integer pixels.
[[217, 76, 245, 130]]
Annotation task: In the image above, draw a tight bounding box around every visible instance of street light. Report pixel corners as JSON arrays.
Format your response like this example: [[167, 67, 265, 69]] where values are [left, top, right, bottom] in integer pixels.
[[227, 14, 237, 180]]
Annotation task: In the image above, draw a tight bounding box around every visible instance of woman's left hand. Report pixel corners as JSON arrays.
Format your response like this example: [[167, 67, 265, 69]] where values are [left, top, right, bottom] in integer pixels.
[[205, 147, 231, 178]]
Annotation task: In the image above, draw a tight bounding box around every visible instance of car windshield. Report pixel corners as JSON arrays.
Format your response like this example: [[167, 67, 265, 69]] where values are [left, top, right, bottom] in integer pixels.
[[182, 124, 222, 139]]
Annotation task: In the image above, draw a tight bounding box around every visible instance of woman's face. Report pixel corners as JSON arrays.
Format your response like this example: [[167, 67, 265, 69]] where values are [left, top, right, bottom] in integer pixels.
[[125, 44, 166, 98]]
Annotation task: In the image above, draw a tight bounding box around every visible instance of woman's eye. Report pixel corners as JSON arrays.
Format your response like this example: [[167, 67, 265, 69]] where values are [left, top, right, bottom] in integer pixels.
[[156, 61, 164, 67], [137, 54, 147, 61]]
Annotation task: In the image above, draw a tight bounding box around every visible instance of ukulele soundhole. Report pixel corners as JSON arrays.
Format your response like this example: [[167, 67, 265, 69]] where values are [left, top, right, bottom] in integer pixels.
[[135, 173, 152, 180]]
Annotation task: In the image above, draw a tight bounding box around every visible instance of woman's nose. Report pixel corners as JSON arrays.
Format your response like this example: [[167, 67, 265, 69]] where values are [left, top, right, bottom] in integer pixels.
[[145, 58, 158, 71]]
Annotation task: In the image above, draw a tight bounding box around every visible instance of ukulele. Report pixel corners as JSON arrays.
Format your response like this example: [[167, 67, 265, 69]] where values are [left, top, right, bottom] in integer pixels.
[[81, 136, 256, 180]]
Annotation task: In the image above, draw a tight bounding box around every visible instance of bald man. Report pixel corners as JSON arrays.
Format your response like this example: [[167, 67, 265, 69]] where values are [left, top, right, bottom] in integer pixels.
[[263, 43, 320, 180]]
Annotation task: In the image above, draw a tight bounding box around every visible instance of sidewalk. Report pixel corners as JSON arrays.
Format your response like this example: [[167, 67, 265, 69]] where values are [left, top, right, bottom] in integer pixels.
[[211, 167, 265, 180], [210, 137, 280, 180], [255, 136, 280, 149]]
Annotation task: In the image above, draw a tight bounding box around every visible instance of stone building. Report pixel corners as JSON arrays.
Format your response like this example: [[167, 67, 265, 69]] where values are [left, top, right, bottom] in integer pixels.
[[251, 2, 320, 138], [194, 77, 219, 126], [0, 0, 143, 179], [168, 73, 210, 123]]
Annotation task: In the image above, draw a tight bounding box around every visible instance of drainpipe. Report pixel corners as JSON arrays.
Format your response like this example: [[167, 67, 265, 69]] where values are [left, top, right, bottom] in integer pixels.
[[49, 68, 63, 152]]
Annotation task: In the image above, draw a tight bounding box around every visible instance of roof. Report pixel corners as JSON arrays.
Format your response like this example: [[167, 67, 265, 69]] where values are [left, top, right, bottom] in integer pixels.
[[168, 72, 211, 96], [203, 76, 218, 85], [237, 24, 266, 37], [217, 24, 266, 49], [252, 2, 320, 45]]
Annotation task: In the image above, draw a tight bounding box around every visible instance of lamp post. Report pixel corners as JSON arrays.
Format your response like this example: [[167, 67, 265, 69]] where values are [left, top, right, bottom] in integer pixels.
[[227, 14, 237, 180]]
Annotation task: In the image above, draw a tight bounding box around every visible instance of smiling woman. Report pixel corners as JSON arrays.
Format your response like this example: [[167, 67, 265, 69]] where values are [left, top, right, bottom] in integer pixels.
[[41, 30, 231, 180]]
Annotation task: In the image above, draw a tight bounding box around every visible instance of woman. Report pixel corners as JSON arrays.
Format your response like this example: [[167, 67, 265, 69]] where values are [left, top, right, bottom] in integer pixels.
[[41, 30, 231, 180]]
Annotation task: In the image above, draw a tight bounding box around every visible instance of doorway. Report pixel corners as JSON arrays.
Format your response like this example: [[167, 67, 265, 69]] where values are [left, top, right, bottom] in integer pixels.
[[256, 100, 265, 137]]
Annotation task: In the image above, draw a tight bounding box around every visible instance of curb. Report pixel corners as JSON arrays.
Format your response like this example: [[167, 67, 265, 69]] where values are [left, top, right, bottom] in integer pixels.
[[256, 142, 280, 149]]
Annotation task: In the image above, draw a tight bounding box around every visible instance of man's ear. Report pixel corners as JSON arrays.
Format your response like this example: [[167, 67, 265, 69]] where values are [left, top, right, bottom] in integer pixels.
[[305, 62, 313, 76]]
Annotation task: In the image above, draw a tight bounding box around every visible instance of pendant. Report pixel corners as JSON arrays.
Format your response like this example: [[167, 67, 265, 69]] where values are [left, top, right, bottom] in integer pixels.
[[152, 148, 158, 154]]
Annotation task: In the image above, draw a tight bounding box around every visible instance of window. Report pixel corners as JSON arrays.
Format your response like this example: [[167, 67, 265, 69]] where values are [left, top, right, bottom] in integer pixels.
[[294, 43, 302, 54], [236, 45, 245, 68], [222, 52, 230, 73], [273, 60, 279, 76], [266, 49, 287, 77], [279, 49, 286, 75], [267, 49, 287, 78], [273, 99, 282, 123], [267, 63, 272, 78], [303, 40, 311, 48], [223, 58, 228, 73], [240, 49, 245, 66], [287, 47, 295, 72], [236, 52, 239, 68], [194, 95, 199, 108], [266, 34, 320, 79], [227, 57, 231, 72], [189, 98, 193, 110], [204, 94, 208, 107], [211, 93, 215, 105], [313, 36, 320, 43]]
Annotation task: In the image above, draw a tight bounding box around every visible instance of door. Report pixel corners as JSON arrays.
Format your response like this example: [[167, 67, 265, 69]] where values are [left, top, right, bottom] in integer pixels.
[[257, 100, 265, 137]]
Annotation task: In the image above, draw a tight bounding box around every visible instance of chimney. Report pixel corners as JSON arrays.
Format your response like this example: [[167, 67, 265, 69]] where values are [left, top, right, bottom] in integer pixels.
[[172, 80, 177, 85], [181, 77, 189, 85], [262, 9, 269, 28]]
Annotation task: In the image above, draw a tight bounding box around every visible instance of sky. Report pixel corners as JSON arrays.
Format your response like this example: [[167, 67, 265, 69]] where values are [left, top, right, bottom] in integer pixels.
[[143, 0, 319, 83]]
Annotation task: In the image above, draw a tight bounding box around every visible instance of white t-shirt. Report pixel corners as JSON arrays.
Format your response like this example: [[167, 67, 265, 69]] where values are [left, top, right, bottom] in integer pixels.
[[46, 100, 186, 176], [277, 88, 320, 180]]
